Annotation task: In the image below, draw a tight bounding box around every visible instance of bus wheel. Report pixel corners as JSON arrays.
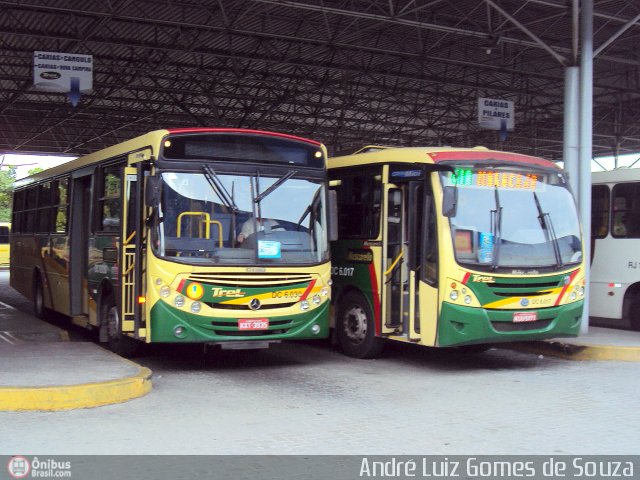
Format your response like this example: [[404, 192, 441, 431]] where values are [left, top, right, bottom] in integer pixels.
[[336, 291, 383, 358], [33, 274, 48, 319], [102, 296, 140, 357], [629, 295, 640, 331]]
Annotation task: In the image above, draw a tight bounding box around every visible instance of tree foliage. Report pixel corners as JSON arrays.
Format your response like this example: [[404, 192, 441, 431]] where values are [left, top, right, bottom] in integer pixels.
[[0, 167, 16, 222]]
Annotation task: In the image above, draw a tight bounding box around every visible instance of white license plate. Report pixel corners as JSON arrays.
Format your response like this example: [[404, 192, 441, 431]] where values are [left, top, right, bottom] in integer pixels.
[[513, 312, 538, 323], [238, 319, 269, 330]]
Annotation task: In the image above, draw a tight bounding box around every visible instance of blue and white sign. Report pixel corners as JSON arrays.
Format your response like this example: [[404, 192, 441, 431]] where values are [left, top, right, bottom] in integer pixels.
[[258, 240, 282, 259], [33, 51, 93, 106], [478, 97, 514, 131], [478, 232, 494, 264]]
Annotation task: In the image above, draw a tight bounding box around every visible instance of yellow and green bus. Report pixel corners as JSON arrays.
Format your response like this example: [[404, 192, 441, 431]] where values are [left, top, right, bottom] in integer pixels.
[[328, 146, 585, 358], [0, 222, 10, 267], [11, 128, 333, 355]]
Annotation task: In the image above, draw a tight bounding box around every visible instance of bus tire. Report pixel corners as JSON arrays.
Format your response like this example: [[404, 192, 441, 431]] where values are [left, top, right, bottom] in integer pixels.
[[628, 295, 640, 331], [102, 295, 140, 357], [336, 291, 383, 358], [33, 274, 48, 319]]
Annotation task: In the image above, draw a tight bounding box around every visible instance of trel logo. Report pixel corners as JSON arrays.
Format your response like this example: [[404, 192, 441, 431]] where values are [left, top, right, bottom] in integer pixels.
[[211, 287, 245, 298], [40, 71, 61, 80]]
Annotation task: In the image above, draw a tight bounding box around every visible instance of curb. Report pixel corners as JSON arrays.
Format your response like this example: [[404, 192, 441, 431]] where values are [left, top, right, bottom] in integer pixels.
[[502, 340, 640, 362], [0, 364, 152, 411]]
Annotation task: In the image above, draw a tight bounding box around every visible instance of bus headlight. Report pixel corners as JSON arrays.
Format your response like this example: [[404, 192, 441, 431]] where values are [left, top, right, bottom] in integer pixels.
[[320, 287, 329, 296], [174, 295, 185, 307], [312, 294, 321, 305], [191, 301, 201, 313], [464, 295, 472, 305], [300, 300, 310, 311], [160, 286, 170, 298], [450, 290, 459, 301], [570, 292, 577, 301], [579, 286, 585, 296]]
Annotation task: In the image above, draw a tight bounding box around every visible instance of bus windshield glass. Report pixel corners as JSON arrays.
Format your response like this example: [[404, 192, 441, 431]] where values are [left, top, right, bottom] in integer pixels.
[[440, 166, 582, 272], [151, 171, 328, 265]]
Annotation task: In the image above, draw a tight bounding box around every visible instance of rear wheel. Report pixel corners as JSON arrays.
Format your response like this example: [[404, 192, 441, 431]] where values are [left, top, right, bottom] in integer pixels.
[[33, 274, 47, 319], [336, 291, 384, 358], [102, 295, 140, 357], [628, 295, 640, 331]]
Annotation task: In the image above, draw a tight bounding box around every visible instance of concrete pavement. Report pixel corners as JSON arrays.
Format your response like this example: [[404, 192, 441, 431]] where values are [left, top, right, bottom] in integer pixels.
[[1, 296, 639, 411], [0, 301, 151, 411]]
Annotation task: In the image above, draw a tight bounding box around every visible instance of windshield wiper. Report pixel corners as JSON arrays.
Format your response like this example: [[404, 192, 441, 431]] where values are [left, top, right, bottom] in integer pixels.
[[490, 187, 503, 270], [533, 191, 563, 267], [254, 170, 297, 203], [203, 165, 239, 213]]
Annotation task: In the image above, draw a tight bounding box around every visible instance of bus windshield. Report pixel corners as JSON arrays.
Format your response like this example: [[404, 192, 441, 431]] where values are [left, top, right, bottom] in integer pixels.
[[440, 165, 582, 272], [152, 171, 328, 265]]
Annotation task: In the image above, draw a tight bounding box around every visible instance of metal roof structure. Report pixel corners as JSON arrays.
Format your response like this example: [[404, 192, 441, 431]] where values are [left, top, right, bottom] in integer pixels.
[[0, 0, 639, 159]]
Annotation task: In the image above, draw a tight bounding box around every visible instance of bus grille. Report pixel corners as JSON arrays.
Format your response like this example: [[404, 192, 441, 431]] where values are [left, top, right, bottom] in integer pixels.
[[491, 320, 552, 332], [486, 280, 560, 297], [188, 272, 312, 286], [205, 301, 297, 310]]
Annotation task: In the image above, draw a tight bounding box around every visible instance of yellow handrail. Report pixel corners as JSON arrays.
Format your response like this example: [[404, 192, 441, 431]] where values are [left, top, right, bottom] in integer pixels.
[[384, 251, 404, 276]]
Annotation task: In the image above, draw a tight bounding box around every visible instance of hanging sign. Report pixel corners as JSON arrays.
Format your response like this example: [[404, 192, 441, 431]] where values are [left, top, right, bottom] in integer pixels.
[[33, 51, 93, 106], [478, 97, 514, 140]]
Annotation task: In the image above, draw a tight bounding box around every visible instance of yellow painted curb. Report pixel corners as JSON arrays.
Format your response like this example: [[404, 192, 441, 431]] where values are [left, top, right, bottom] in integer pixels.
[[0, 366, 152, 411], [503, 341, 640, 362]]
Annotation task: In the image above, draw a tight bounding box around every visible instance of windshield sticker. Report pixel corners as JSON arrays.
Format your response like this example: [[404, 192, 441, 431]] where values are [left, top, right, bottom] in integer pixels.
[[478, 232, 494, 263], [258, 240, 281, 259]]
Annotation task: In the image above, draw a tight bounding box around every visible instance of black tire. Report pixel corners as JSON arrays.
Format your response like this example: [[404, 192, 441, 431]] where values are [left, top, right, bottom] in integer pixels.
[[33, 274, 47, 319], [628, 295, 640, 331], [336, 291, 384, 358], [102, 295, 141, 357]]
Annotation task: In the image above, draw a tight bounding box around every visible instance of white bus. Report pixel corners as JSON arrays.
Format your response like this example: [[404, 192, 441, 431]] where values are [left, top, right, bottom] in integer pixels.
[[591, 168, 640, 330]]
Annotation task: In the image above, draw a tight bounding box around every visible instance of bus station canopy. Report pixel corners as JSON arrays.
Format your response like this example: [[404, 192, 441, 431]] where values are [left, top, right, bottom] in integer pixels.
[[0, 0, 639, 159]]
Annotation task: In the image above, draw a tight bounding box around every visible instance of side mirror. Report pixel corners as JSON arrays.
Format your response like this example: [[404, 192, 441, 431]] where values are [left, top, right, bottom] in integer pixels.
[[442, 186, 458, 217], [328, 189, 339, 242], [145, 175, 160, 207]]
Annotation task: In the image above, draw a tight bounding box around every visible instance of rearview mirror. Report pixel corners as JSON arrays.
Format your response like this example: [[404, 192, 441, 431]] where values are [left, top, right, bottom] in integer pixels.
[[145, 175, 160, 207], [442, 186, 458, 217]]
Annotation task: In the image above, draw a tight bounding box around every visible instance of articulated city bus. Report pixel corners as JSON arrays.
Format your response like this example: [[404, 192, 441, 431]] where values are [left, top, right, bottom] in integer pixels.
[[591, 168, 640, 330], [328, 146, 585, 357], [11, 128, 333, 355]]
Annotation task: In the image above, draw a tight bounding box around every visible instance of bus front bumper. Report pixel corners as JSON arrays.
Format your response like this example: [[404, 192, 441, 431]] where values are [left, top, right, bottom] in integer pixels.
[[437, 300, 584, 347], [148, 301, 330, 343]]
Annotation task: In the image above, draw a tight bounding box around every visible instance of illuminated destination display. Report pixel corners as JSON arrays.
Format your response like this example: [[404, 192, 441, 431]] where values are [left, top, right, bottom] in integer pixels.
[[451, 168, 538, 190]]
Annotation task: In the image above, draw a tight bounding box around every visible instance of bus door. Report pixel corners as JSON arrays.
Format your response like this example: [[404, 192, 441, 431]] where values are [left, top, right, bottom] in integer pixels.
[[69, 174, 92, 317], [120, 165, 146, 339], [382, 184, 413, 337], [382, 180, 433, 342]]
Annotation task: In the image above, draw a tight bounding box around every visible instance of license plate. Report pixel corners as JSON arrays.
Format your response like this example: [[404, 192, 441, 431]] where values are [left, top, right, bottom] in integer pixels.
[[513, 312, 537, 323], [238, 319, 269, 330]]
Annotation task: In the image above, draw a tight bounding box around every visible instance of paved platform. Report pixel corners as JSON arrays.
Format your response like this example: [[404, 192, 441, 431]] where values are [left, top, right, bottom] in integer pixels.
[[503, 325, 640, 361], [0, 302, 152, 411]]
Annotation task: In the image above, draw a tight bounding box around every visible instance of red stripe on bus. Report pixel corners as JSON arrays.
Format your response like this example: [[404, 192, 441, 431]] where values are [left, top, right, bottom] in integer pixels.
[[176, 279, 185, 293], [428, 151, 558, 169], [368, 260, 382, 336], [462, 272, 471, 284], [554, 269, 580, 306], [300, 279, 317, 301], [166, 128, 322, 146]]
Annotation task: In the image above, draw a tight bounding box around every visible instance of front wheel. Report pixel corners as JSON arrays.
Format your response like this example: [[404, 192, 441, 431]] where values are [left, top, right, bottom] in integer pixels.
[[336, 291, 384, 358], [102, 295, 141, 357]]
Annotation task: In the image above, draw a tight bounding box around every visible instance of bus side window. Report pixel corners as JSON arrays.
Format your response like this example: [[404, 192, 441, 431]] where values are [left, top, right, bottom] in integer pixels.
[[612, 182, 640, 238], [591, 185, 609, 238]]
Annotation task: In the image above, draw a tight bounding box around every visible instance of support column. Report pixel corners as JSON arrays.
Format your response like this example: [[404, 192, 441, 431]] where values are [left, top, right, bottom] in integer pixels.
[[579, 0, 593, 334], [564, 67, 580, 195]]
